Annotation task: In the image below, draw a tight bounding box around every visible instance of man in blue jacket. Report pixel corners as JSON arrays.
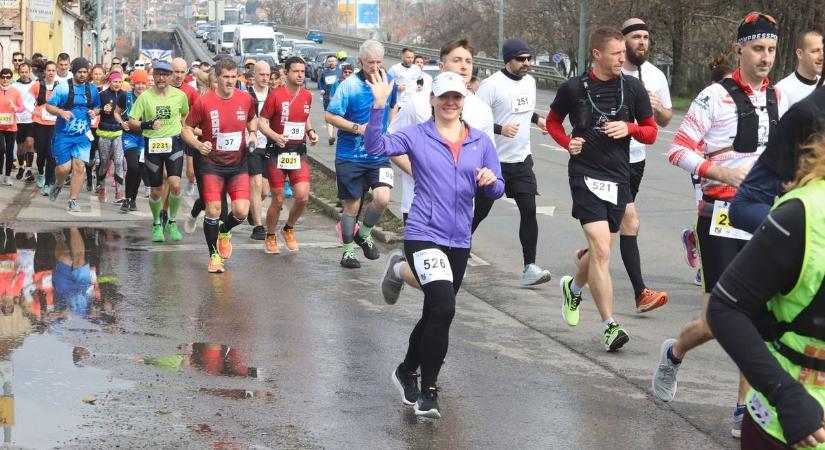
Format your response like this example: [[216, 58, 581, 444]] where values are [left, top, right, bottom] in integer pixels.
[[317, 54, 341, 146]]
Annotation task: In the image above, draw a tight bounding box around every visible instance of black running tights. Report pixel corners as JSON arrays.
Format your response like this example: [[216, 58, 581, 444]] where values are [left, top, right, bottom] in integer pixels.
[[472, 192, 538, 266], [0, 131, 15, 177], [124, 149, 142, 201], [401, 240, 470, 388]]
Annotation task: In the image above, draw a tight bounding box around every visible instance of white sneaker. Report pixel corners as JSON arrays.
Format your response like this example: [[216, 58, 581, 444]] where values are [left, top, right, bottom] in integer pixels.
[[143, 186, 150, 198], [521, 263, 552, 286], [184, 213, 199, 234], [185, 182, 197, 197], [3, 176, 11, 186], [652, 338, 680, 402]]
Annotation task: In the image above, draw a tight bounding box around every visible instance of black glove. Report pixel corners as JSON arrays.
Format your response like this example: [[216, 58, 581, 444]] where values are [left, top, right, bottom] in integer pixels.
[[774, 381, 824, 445]]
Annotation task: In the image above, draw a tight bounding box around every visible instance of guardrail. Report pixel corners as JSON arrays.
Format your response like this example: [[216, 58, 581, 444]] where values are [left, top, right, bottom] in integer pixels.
[[278, 25, 568, 88], [175, 24, 213, 64]]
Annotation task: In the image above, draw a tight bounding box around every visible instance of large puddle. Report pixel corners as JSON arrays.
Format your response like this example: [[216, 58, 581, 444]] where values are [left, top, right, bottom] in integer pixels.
[[0, 226, 133, 448]]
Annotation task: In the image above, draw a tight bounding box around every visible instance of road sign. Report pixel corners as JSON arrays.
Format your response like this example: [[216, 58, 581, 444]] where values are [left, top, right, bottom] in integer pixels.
[[357, 0, 379, 29], [552, 53, 562, 64]]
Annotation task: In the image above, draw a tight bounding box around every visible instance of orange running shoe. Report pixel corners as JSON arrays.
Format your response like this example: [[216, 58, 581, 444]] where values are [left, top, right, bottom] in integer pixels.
[[281, 228, 299, 252], [217, 231, 233, 259], [264, 233, 280, 254], [207, 253, 225, 273], [635, 288, 669, 313]]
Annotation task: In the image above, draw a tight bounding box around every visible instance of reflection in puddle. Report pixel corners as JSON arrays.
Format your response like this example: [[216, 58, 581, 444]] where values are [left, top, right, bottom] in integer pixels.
[[199, 388, 272, 399], [0, 227, 132, 447]]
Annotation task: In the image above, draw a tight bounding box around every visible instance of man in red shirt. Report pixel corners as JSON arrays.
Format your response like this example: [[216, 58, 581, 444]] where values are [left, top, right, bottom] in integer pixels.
[[258, 56, 319, 254], [182, 58, 258, 273], [171, 57, 201, 201]]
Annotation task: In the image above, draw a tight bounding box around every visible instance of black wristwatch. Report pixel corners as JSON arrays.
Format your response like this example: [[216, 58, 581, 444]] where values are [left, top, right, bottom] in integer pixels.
[[351, 123, 359, 133]]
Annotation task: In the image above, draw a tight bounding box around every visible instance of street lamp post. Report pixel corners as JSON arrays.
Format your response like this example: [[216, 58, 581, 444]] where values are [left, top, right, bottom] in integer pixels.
[[111, 0, 117, 58], [305, 0, 309, 29], [498, 0, 504, 59], [577, 0, 588, 75], [95, 0, 102, 61]]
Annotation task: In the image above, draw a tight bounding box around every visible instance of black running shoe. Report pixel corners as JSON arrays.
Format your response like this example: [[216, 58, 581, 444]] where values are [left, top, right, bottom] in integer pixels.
[[340, 250, 361, 269], [15, 167, 24, 180], [120, 199, 130, 213], [23, 171, 35, 183], [415, 386, 441, 419], [129, 198, 137, 211], [354, 232, 380, 260], [250, 225, 267, 240], [391, 364, 419, 406]]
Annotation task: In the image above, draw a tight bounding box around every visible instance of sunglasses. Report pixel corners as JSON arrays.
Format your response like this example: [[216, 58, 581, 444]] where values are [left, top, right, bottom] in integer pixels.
[[0, 76, 10, 79], [514, 56, 532, 62], [12, 59, 22, 63], [742, 12, 777, 26]]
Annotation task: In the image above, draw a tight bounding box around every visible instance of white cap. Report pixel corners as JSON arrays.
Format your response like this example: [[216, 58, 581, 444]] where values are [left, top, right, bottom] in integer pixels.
[[431, 71, 468, 97]]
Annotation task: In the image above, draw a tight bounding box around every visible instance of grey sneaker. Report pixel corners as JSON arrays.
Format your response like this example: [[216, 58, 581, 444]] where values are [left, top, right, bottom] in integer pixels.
[[67, 199, 81, 212], [380, 249, 405, 304], [652, 338, 680, 402], [521, 263, 552, 286], [731, 403, 746, 438], [49, 183, 63, 201]]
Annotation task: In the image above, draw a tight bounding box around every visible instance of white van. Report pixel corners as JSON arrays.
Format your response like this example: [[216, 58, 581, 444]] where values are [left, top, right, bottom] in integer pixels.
[[220, 24, 239, 53], [233, 25, 279, 63]]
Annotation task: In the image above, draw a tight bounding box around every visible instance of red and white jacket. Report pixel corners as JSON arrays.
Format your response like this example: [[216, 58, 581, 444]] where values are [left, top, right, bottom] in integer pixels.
[[668, 69, 789, 201]]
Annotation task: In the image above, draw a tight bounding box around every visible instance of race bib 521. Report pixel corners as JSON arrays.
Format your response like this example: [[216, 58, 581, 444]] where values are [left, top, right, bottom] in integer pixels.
[[584, 176, 618, 205]]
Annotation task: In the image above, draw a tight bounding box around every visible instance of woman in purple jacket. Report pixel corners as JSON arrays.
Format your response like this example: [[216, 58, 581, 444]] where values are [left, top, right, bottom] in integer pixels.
[[364, 70, 504, 419]]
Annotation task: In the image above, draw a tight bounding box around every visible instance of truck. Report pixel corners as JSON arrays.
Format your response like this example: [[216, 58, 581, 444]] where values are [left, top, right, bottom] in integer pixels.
[[233, 25, 279, 64]]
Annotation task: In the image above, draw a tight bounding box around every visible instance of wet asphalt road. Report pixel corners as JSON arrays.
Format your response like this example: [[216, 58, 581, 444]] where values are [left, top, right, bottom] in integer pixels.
[[0, 190, 731, 449]]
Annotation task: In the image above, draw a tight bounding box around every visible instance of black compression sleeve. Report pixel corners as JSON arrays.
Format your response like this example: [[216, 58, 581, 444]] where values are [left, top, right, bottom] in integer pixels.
[[707, 199, 821, 444], [493, 123, 502, 135]]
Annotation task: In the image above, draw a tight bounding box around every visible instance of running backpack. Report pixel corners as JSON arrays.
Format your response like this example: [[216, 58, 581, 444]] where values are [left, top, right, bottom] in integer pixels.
[[36, 79, 57, 106], [719, 78, 778, 154], [61, 80, 94, 110]]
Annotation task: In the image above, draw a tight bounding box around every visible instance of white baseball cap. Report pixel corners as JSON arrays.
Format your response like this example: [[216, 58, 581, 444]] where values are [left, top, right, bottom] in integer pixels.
[[431, 71, 468, 97]]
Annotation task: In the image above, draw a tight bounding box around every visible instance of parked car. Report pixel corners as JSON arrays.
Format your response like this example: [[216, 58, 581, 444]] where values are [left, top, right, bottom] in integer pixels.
[[294, 44, 318, 60], [308, 51, 337, 82], [207, 30, 219, 52], [278, 39, 295, 60], [306, 29, 324, 44]]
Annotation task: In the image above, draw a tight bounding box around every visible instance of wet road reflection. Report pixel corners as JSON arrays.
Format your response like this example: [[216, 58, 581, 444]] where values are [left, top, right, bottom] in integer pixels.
[[0, 226, 132, 448]]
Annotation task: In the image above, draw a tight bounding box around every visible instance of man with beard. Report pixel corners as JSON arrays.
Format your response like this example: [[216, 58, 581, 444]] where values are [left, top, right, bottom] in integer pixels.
[[617, 18, 673, 313], [474, 38, 553, 287], [388, 48, 422, 110], [657, 12, 789, 438]]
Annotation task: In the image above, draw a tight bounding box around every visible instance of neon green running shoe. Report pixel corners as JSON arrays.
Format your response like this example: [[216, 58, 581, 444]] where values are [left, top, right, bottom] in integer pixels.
[[152, 224, 165, 242], [167, 221, 183, 241], [604, 322, 630, 352], [560, 275, 582, 326]]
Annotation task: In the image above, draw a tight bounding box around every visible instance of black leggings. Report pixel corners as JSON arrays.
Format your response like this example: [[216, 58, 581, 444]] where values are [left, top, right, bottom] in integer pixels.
[[33, 123, 55, 184], [85, 132, 99, 184], [472, 192, 538, 266], [400, 240, 470, 388], [124, 149, 142, 201], [0, 131, 15, 177]]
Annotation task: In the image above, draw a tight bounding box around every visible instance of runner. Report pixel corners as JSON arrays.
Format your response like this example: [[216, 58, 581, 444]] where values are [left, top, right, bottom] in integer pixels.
[[387, 48, 422, 109], [182, 57, 258, 273], [259, 56, 318, 253], [317, 54, 341, 145], [244, 60, 272, 241], [546, 28, 657, 351], [0, 68, 24, 186], [118, 69, 149, 213], [655, 12, 788, 438], [340, 64, 353, 81], [127, 60, 190, 243], [325, 40, 398, 268], [44, 58, 102, 212], [617, 18, 672, 312], [86, 65, 106, 193], [365, 70, 503, 419], [707, 135, 825, 449], [775, 30, 822, 105], [171, 57, 201, 198], [414, 55, 432, 94], [11, 53, 24, 80], [381, 38, 495, 302], [95, 72, 127, 203], [11, 61, 37, 183], [55, 53, 72, 84], [474, 38, 553, 286], [32, 60, 58, 196]]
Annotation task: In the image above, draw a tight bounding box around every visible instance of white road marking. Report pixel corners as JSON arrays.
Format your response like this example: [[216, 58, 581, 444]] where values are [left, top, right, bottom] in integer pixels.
[[502, 198, 555, 217], [540, 143, 567, 153], [467, 252, 490, 267]]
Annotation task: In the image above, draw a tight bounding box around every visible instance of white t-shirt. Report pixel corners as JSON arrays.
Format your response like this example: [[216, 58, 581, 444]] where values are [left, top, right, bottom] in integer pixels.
[[389, 91, 495, 213], [621, 61, 672, 163], [55, 72, 72, 84], [388, 62, 423, 108], [476, 70, 536, 163], [419, 72, 433, 96], [775, 71, 820, 107], [11, 79, 37, 124]]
